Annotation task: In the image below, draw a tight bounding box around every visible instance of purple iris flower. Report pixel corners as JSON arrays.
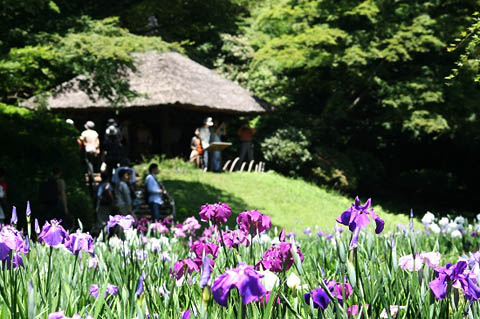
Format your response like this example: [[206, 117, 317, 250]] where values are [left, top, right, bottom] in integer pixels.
[[336, 197, 384, 249], [34, 219, 40, 234], [47, 312, 86, 319], [181, 310, 191, 319], [304, 280, 353, 310], [19, 235, 30, 254], [89, 284, 99, 298], [199, 203, 232, 223], [236, 210, 272, 235], [89, 283, 118, 298], [64, 231, 94, 256], [106, 283, 118, 296], [0, 225, 28, 260], [10, 206, 17, 225], [171, 258, 201, 280], [2, 253, 24, 270], [136, 271, 146, 297], [48, 311, 67, 319], [305, 287, 330, 310], [279, 229, 286, 242], [106, 215, 135, 233], [38, 220, 69, 247], [304, 227, 312, 235], [190, 240, 219, 259], [257, 242, 304, 273], [212, 264, 267, 307], [222, 230, 250, 249], [26, 201, 31, 217], [429, 261, 480, 301], [183, 217, 201, 235], [200, 256, 212, 289]]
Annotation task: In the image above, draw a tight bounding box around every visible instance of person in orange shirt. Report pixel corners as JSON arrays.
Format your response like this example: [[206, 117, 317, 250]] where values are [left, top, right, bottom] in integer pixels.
[[237, 122, 255, 166], [189, 128, 203, 169]]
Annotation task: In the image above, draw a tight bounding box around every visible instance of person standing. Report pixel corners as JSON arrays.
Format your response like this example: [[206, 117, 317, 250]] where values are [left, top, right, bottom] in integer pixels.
[[145, 163, 165, 221], [211, 120, 226, 172], [38, 167, 71, 228], [237, 122, 255, 166], [198, 117, 213, 170], [114, 169, 132, 216], [103, 120, 124, 174], [81, 121, 100, 172], [189, 128, 203, 169], [93, 171, 114, 235]]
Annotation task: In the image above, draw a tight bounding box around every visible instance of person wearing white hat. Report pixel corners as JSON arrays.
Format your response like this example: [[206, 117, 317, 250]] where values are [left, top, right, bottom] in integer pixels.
[[198, 117, 214, 170], [81, 121, 100, 172]]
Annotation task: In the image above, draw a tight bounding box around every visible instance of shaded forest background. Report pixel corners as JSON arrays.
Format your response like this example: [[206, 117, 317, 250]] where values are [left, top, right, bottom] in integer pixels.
[[1, 0, 480, 221]]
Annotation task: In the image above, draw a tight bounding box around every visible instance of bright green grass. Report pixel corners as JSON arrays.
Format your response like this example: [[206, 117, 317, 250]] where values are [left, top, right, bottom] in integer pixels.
[[137, 159, 417, 233]]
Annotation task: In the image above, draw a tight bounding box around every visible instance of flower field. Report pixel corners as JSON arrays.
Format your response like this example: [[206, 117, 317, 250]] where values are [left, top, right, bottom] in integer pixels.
[[2, 198, 480, 318]]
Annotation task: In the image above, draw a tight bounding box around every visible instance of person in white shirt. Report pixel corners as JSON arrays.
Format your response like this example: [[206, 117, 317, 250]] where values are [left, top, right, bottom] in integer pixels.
[[81, 121, 100, 172]]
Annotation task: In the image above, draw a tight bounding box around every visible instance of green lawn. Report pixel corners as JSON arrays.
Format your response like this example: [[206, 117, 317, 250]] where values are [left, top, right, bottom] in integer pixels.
[[137, 159, 416, 233]]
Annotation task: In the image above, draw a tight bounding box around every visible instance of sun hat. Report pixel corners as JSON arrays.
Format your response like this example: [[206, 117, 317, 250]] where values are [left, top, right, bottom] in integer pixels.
[[204, 117, 214, 126], [84, 121, 95, 130]]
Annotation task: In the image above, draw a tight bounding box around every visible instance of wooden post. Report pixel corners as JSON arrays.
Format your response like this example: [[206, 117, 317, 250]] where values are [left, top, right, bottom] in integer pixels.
[[223, 160, 231, 172], [240, 162, 246, 172], [248, 160, 255, 173], [230, 157, 240, 173]]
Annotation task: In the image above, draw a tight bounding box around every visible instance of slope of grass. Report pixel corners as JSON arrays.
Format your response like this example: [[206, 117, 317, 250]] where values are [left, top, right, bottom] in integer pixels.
[[136, 159, 416, 233]]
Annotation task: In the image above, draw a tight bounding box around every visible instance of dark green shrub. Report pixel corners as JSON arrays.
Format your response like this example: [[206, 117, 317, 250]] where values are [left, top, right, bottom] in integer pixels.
[[0, 103, 94, 229], [261, 127, 312, 176], [396, 169, 458, 197], [345, 149, 386, 190], [310, 147, 358, 192]]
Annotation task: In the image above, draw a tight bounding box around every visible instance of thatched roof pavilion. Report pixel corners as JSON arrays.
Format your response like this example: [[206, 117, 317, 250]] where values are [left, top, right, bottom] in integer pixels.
[[22, 51, 271, 114], [22, 51, 272, 159]]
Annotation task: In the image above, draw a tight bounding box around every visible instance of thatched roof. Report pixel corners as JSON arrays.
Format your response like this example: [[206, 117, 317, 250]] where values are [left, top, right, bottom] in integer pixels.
[[22, 51, 271, 114]]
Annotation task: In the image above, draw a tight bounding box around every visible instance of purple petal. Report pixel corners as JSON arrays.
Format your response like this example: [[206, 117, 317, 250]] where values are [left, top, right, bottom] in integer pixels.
[[181, 310, 191, 319], [349, 226, 361, 250], [212, 272, 236, 307], [26, 201, 31, 217], [336, 209, 353, 226], [10, 206, 17, 225], [200, 256, 212, 289], [89, 284, 99, 298], [429, 276, 447, 299], [237, 272, 267, 305]]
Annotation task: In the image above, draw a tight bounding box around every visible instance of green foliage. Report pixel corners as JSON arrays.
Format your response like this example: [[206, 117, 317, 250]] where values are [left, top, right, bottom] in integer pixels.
[[310, 147, 358, 192], [447, 12, 480, 82], [0, 16, 179, 105], [215, 0, 480, 197], [0, 103, 94, 228], [261, 127, 312, 176]]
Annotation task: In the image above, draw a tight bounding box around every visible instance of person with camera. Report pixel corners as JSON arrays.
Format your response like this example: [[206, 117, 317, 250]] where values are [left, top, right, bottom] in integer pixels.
[[145, 163, 165, 221]]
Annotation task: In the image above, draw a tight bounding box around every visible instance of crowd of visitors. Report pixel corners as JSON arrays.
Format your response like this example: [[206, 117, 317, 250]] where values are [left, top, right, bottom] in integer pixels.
[[189, 117, 254, 171], [0, 116, 256, 231]]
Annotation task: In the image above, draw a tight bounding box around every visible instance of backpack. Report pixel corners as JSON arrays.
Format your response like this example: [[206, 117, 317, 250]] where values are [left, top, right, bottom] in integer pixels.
[[39, 178, 59, 205], [99, 183, 114, 205]]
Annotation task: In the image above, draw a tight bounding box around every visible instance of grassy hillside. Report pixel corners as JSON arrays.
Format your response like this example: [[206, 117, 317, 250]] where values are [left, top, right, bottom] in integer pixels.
[[136, 159, 416, 233]]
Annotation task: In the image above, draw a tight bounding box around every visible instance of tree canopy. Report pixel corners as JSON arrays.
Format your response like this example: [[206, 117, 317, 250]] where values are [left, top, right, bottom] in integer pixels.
[[2, 0, 480, 208]]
